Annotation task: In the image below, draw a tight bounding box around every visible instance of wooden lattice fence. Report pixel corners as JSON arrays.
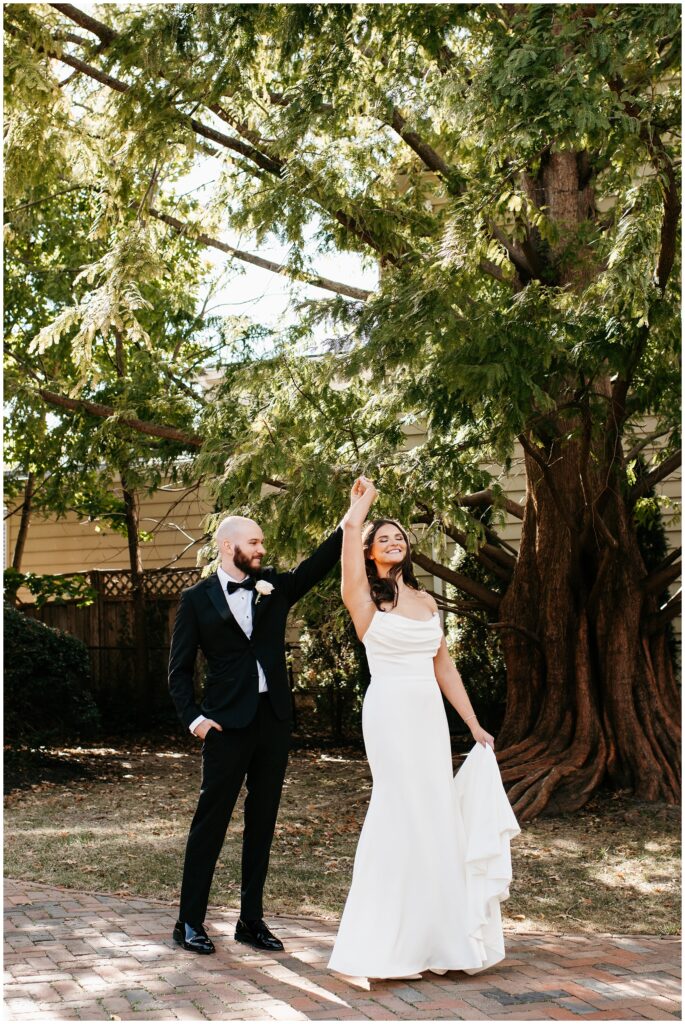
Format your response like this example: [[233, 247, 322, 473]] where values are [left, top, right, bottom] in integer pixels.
[[21, 568, 203, 726]]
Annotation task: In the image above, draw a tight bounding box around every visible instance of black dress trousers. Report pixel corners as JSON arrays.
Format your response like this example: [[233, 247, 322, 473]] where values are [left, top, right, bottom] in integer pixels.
[[179, 695, 291, 926]]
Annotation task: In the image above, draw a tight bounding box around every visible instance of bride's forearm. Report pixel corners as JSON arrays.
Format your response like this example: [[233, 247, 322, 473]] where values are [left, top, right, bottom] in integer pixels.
[[434, 648, 478, 726], [341, 519, 367, 602], [439, 673, 478, 726]]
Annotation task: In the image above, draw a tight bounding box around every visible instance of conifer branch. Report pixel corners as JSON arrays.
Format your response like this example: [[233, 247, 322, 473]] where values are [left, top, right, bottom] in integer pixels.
[[606, 73, 680, 293], [148, 208, 372, 301], [458, 488, 524, 521], [411, 550, 501, 611], [624, 428, 673, 463], [387, 107, 454, 180], [641, 561, 682, 597], [36, 388, 204, 447], [50, 3, 116, 45], [631, 450, 682, 501], [644, 591, 681, 635], [45, 6, 402, 264], [46, 4, 516, 281]]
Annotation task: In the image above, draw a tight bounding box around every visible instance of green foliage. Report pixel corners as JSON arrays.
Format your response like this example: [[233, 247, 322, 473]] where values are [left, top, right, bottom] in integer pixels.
[[294, 581, 368, 741], [3, 155, 226, 550], [632, 462, 679, 668], [153, 3, 678, 567], [4, 606, 101, 744], [4, 568, 96, 608], [445, 554, 507, 735]]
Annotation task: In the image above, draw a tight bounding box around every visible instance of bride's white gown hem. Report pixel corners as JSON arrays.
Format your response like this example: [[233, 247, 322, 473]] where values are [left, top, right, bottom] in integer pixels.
[[327, 610, 520, 980]]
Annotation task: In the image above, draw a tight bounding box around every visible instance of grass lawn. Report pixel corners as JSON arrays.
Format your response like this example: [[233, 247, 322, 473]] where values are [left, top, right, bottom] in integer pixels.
[[4, 739, 680, 936]]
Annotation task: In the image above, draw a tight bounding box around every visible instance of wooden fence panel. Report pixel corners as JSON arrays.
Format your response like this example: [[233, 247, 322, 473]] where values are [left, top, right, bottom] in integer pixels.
[[21, 568, 203, 726]]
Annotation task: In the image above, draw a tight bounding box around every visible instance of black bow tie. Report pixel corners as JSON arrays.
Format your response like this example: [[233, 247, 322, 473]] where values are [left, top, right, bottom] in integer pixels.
[[225, 577, 256, 595]]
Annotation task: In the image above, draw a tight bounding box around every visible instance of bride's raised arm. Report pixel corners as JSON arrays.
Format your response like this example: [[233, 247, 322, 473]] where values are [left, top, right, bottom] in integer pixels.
[[341, 476, 378, 639]]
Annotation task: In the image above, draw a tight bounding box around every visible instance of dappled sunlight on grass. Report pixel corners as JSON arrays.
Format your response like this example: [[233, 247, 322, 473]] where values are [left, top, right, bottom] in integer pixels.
[[4, 742, 680, 934], [547, 837, 584, 852]]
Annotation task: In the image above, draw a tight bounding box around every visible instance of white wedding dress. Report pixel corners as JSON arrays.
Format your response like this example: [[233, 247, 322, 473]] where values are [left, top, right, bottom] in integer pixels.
[[328, 610, 520, 979]]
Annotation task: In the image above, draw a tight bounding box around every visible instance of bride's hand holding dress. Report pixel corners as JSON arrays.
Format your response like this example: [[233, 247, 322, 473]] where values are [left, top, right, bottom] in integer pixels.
[[471, 721, 495, 749]]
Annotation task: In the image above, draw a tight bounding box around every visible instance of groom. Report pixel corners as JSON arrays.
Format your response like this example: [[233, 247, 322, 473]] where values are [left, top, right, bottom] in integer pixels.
[[169, 514, 343, 954]]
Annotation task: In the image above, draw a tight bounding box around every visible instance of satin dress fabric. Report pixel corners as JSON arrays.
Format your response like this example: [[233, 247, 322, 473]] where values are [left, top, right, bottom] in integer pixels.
[[328, 610, 520, 979]]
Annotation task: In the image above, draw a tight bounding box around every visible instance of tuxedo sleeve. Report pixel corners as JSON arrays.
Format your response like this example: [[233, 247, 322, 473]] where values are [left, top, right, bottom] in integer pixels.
[[278, 526, 343, 606], [168, 590, 203, 728]]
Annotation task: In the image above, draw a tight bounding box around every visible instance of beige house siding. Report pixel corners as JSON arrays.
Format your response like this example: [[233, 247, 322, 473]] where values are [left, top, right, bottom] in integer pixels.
[[5, 482, 214, 576], [6, 423, 680, 641]]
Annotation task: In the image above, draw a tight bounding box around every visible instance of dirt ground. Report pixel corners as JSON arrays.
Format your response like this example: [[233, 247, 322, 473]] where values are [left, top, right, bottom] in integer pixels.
[[4, 739, 680, 935]]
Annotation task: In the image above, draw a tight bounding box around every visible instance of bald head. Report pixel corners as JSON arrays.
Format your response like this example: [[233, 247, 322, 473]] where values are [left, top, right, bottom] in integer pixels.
[[215, 515, 260, 547], [215, 515, 266, 576]]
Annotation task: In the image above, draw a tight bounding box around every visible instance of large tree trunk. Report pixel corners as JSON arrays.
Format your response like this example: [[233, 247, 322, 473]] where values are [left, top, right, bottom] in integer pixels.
[[496, 441, 681, 819], [493, 145, 681, 819]]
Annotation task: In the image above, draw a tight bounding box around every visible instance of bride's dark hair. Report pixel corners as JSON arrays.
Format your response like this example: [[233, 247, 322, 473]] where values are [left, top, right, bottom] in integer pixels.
[[362, 519, 422, 610]]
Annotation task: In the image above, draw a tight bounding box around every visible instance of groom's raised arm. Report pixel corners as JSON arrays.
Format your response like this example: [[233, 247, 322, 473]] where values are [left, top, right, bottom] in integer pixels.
[[168, 591, 203, 729], [278, 526, 343, 606]]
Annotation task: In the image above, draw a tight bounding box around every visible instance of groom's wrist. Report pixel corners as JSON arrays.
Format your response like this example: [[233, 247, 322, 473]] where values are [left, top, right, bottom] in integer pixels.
[[189, 714, 206, 735]]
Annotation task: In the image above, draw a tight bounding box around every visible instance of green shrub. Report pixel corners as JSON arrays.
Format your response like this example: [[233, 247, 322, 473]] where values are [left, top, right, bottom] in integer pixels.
[[4, 606, 101, 744], [294, 575, 369, 742], [4, 568, 96, 608], [298, 613, 369, 742]]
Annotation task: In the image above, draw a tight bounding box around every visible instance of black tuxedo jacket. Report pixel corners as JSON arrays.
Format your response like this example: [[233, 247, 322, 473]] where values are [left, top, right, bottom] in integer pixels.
[[168, 527, 342, 729]]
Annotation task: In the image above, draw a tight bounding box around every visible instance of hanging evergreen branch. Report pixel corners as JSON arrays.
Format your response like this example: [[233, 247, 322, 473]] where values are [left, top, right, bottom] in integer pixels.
[[148, 208, 372, 301], [35, 388, 204, 447]]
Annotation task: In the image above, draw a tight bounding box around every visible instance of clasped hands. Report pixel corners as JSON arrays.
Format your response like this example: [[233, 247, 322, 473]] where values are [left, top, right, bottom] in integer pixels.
[[344, 475, 378, 526]]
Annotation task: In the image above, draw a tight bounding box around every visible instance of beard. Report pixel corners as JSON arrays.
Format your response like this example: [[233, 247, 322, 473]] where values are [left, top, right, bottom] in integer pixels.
[[233, 544, 262, 577]]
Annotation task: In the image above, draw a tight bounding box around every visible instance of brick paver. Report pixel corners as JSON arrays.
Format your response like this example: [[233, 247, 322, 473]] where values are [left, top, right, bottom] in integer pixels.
[[4, 879, 680, 1021]]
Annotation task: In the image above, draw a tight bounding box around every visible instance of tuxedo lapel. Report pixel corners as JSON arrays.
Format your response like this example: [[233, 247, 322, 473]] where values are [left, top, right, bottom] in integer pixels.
[[206, 573, 245, 637]]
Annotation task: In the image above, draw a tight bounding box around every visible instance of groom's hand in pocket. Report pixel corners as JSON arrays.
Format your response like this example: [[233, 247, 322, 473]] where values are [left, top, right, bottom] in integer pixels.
[[195, 719, 223, 740]]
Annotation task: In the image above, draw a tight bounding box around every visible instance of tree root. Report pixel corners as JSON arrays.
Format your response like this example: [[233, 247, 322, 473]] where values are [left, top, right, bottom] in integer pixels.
[[502, 736, 606, 820], [497, 737, 550, 768]]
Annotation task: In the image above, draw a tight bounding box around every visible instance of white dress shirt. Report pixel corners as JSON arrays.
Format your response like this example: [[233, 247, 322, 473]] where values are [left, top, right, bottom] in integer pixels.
[[189, 566, 267, 735]]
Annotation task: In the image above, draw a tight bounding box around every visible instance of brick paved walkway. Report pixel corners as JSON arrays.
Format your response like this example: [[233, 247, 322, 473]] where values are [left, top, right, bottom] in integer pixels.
[[4, 879, 680, 1021]]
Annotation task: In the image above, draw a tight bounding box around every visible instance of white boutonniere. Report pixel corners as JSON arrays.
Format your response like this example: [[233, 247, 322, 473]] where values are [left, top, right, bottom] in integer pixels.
[[254, 580, 274, 604]]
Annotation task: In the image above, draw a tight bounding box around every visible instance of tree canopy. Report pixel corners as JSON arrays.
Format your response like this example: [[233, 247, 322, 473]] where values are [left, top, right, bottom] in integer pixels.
[[5, 4, 679, 533], [4, 3, 681, 816]]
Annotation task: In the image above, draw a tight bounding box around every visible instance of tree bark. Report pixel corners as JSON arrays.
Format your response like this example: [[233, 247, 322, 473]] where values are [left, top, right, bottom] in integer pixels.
[[37, 388, 204, 446], [148, 208, 372, 301], [11, 471, 35, 575], [121, 476, 149, 709], [495, 436, 680, 820], [114, 329, 149, 706], [9, 472, 36, 610]]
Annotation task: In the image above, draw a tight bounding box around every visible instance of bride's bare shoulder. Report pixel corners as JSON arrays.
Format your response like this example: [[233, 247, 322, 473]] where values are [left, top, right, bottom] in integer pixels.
[[418, 590, 439, 613]]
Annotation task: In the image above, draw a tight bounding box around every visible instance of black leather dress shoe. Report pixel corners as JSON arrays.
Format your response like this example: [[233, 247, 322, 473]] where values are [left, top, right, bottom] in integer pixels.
[[235, 917, 284, 952], [172, 920, 215, 954]]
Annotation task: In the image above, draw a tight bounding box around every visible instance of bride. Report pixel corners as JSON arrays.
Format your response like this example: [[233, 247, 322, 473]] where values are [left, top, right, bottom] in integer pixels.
[[328, 476, 520, 981]]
